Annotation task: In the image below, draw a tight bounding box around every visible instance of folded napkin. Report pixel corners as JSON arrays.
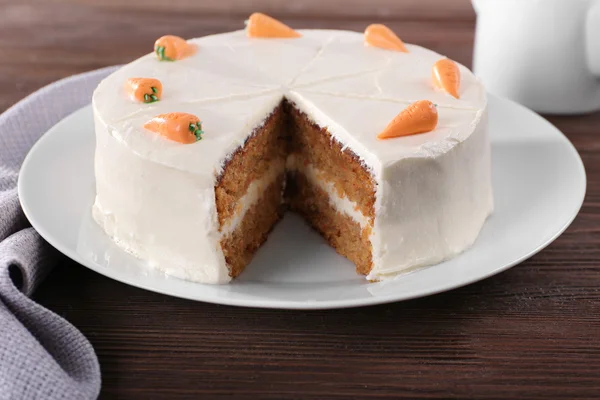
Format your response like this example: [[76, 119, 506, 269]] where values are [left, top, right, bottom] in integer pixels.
[[0, 66, 118, 400]]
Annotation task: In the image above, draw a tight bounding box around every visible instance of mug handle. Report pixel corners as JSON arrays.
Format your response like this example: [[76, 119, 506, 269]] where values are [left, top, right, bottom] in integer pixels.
[[587, 0, 600, 76]]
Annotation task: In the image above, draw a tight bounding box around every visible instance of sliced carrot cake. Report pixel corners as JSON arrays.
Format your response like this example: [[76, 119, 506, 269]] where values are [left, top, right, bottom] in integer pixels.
[[92, 14, 493, 284]]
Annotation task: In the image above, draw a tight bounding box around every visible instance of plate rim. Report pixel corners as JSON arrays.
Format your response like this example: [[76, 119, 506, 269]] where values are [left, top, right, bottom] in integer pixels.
[[18, 94, 587, 309]]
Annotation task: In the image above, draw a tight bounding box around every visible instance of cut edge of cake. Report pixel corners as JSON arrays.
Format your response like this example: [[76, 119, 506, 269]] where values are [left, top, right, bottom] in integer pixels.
[[214, 98, 378, 279]]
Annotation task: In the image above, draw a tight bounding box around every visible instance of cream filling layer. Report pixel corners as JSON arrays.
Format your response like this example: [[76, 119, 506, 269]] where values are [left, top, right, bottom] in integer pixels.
[[219, 159, 286, 237], [286, 154, 371, 229]]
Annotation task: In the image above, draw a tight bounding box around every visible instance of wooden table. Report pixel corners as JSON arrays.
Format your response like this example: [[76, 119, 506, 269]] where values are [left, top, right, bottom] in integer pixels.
[[2, 1, 600, 398]]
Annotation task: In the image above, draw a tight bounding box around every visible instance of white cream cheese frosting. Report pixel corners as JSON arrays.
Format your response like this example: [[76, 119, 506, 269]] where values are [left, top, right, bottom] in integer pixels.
[[286, 154, 371, 229], [92, 29, 493, 284]]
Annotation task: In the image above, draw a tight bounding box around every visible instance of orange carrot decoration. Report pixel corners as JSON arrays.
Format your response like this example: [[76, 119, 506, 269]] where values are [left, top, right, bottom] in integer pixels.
[[377, 100, 438, 140], [154, 35, 196, 61], [432, 59, 461, 99], [144, 112, 204, 144], [125, 78, 162, 103], [364, 24, 408, 52], [246, 12, 301, 38]]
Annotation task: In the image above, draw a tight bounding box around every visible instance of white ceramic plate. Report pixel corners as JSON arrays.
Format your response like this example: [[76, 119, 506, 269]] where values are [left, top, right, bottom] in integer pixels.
[[19, 95, 586, 309]]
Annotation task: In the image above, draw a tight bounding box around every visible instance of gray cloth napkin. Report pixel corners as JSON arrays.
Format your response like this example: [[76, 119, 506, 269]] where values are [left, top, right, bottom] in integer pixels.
[[0, 66, 118, 400]]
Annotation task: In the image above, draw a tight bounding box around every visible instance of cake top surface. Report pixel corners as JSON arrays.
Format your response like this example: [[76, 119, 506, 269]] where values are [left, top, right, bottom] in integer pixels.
[[93, 29, 486, 178]]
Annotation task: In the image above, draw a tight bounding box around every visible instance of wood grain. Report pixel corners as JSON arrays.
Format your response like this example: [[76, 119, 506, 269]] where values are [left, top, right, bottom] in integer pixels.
[[19, 0, 478, 20], [2, 0, 600, 398]]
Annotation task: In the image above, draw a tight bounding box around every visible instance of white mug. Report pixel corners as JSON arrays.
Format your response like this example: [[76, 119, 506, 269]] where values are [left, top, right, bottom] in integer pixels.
[[472, 0, 600, 114]]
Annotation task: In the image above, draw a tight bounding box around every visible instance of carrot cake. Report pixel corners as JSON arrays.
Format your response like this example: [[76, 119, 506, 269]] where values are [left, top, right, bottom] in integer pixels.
[[92, 14, 493, 284]]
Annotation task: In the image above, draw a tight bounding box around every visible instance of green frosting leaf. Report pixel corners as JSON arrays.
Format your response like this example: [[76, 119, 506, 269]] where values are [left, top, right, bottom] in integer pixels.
[[155, 46, 174, 62], [188, 122, 204, 141], [143, 93, 159, 104]]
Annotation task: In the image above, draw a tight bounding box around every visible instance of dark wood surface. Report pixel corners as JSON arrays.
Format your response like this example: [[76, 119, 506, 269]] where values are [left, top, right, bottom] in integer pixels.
[[3, 1, 600, 398]]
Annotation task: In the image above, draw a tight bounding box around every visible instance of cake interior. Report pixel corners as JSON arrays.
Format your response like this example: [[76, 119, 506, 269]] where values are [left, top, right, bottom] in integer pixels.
[[215, 99, 377, 279]]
